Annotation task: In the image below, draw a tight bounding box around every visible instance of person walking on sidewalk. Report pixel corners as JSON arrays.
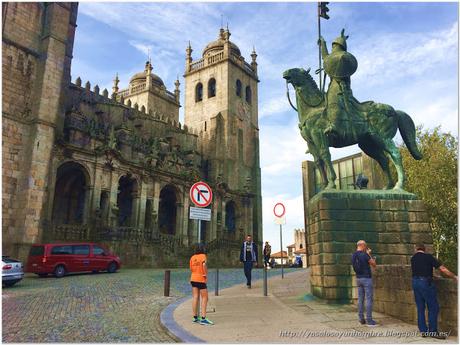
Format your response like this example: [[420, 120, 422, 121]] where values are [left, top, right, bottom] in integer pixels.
[[351, 240, 378, 327], [411, 243, 457, 339], [263, 241, 272, 269], [190, 245, 214, 325], [240, 234, 258, 288]]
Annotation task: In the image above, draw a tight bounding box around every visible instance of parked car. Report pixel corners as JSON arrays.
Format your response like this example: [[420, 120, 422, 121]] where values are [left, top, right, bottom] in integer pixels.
[[2, 256, 24, 287], [26, 243, 121, 278]]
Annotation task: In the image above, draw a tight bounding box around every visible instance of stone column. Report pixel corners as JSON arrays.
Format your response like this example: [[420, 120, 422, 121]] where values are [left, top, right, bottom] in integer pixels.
[[176, 198, 184, 241], [137, 178, 148, 229], [182, 196, 190, 246], [131, 190, 140, 228], [210, 196, 219, 241], [109, 171, 120, 227], [152, 180, 161, 236]]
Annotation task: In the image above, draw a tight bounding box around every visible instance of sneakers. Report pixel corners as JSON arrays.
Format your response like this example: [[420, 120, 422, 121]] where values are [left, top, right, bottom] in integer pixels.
[[192, 317, 200, 323], [200, 317, 214, 326], [366, 320, 378, 327], [359, 319, 366, 325]]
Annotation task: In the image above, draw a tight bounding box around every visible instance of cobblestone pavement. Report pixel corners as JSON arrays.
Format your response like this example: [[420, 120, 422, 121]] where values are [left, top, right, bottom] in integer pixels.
[[2, 267, 295, 342]]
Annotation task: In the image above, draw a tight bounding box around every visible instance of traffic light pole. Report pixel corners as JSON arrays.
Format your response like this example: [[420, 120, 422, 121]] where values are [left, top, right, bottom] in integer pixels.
[[317, 2, 322, 92]]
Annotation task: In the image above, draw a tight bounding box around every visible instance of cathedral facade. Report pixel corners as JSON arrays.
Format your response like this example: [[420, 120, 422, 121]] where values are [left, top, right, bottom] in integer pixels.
[[2, 2, 263, 267]]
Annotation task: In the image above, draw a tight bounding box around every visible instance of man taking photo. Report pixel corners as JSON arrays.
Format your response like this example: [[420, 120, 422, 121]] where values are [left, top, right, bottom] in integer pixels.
[[351, 240, 378, 327]]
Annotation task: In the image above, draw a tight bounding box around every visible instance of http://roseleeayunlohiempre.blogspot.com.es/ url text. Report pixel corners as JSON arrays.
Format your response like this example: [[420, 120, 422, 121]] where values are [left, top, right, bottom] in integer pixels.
[[279, 330, 451, 339]]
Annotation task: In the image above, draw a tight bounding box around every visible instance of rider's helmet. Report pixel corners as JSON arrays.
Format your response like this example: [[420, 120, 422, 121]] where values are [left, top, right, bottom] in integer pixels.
[[332, 29, 349, 51]]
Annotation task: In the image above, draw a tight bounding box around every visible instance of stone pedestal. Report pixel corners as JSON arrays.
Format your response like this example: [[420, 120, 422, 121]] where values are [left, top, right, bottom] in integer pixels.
[[307, 190, 433, 303]]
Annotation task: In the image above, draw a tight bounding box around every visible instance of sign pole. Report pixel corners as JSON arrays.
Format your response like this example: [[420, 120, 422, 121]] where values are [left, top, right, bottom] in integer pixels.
[[280, 223, 284, 279], [197, 219, 201, 243]]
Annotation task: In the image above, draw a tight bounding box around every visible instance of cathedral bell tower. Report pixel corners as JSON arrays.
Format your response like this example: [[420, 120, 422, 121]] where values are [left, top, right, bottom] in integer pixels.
[[183, 27, 262, 252]]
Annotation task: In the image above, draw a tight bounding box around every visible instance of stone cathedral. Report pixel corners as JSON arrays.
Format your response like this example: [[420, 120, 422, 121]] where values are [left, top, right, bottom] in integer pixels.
[[2, 2, 263, 267]]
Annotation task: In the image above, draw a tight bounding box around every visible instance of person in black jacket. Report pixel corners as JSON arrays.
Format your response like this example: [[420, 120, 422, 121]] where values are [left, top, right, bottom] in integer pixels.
[[240, 235, 258, 288], [263, 242, 271, 268], [411, 243, 457, 339]]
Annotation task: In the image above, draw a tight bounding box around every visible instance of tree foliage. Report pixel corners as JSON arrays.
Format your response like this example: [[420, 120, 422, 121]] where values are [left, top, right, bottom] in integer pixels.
[[399, 126, 458, 272]]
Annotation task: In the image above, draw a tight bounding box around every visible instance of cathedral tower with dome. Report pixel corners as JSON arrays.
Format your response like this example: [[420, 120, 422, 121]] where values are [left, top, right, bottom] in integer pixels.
[[2, 3, 262, 267]]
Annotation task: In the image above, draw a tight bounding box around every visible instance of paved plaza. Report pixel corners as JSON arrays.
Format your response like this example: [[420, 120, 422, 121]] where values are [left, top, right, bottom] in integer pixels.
[[2, 267, 293, 342], [171, 270, 457, 344]]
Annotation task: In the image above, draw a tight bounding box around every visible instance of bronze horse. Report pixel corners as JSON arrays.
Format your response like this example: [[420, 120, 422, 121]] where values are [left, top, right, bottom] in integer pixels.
[[283, 67, 422, 190]]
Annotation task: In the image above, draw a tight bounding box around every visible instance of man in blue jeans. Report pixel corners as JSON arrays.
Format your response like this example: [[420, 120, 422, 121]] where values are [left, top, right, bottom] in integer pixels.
[[351, 240, 378, 326], [411, 243, 457, 339], [240, 235, 258, 288]]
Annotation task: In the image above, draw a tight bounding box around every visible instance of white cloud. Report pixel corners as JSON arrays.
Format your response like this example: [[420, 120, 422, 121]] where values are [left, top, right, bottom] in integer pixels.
[[259, 96, 291, 119], [353, 22, 458, 86], [129, 41, 152, 57]]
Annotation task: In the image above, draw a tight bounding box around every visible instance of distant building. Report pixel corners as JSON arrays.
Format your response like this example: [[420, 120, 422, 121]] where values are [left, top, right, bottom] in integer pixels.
[[270, 251, 288, 265], [287, 228, 307, 267], [301, 152, 386, 266], [287, 243, 296, 264]]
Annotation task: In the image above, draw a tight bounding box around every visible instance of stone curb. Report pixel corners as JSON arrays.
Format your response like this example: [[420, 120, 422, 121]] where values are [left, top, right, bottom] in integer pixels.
[[160, 296, 206, 343]]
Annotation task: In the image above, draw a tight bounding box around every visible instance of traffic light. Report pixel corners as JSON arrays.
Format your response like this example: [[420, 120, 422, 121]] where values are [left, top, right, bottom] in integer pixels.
[[319, 2, 330, 20]]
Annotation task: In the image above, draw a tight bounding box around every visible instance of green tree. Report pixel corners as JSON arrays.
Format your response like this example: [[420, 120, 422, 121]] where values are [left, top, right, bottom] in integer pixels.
[[399, 126, 458, 273]]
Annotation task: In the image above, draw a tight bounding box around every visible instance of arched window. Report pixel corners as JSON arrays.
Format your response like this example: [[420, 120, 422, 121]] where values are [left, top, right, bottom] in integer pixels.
[[159, 185, 177, 235], [236, 79, 242, 97], [225, 201, 236, 232], [208, 78, 216, 98], [245, 86, 251, 104], [52, 162, 89, 225], [117, 175, 138, 226], [195, 82, 203, 102]]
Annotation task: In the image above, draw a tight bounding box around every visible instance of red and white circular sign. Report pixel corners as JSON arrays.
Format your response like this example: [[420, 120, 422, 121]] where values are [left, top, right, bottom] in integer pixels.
[[273, 202, 286, 218], [190, 181, 213, 207]]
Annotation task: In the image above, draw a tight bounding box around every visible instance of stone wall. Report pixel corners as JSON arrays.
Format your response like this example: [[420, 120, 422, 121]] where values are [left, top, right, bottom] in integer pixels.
[[307, 190, 433, 302], [369, 265, 458, 335]]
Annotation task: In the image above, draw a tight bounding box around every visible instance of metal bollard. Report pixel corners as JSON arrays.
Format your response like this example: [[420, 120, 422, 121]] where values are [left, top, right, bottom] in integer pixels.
[[164, 270, 171, 297], [263, 267, 268, 296], [215, 268, 219, 296]]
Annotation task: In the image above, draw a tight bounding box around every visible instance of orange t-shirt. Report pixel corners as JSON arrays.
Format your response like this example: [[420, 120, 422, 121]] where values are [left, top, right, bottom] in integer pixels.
[[190, 254, 207, 283]]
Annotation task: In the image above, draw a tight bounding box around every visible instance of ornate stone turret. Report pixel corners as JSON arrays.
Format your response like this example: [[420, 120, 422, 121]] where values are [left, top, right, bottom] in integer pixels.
[[145, 60, 153, 90], [223, 26, 231, 57], [174, 78, 180, 102], [112, 73, 119, 95], [185, 41, 193, 71], [251, 46, 258, 73]]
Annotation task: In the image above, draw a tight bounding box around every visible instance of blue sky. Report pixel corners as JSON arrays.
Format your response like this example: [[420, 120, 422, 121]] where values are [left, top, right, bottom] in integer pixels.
[[72, 2, 458, 252]]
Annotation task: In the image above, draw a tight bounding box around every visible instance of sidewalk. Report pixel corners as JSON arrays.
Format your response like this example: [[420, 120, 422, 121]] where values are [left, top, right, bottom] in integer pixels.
[[168, 269, 457, 343]]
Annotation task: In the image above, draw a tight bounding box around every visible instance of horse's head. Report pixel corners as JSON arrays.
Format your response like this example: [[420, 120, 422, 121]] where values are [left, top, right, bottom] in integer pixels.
[[283, 67, 324, 108], [283, 68, 311, 88]]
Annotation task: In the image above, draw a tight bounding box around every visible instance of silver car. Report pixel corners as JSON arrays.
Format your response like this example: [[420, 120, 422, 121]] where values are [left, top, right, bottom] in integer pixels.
[[2, 256, 24, 287]]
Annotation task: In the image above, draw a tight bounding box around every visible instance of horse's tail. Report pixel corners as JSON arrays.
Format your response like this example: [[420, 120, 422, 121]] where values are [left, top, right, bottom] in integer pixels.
[[397, 110, 422, 160]]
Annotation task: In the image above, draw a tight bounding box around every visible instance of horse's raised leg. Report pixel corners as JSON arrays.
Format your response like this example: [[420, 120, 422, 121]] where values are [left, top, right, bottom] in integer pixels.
[[383, 139, 405, 190], [358, 142, 394, 189]]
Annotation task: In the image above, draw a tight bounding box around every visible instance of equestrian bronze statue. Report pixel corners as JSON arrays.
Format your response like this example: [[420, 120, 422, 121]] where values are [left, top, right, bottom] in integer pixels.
[[283, 29, 422, 191]]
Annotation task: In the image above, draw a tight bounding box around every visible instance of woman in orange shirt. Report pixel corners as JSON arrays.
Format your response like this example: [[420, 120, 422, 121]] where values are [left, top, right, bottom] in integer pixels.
[[190, 245, 214, 325]]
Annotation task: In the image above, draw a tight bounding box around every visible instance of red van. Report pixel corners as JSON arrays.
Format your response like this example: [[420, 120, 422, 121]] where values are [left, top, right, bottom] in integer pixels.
[[26, 243, 121, 278]]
